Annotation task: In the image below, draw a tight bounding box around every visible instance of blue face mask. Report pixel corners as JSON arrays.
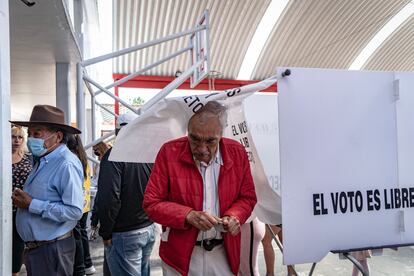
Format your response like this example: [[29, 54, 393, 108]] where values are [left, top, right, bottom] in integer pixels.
[[27, 133, 55, 157], [27, 137, 48, 157]]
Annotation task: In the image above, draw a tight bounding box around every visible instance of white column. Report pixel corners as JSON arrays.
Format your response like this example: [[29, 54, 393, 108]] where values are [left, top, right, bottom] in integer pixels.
[[56, 62, 71, 125], [74, 0, 84, 53], [74, 0, 86, 142], [0, 0, 12, 274], [76, 63, 86, 141]]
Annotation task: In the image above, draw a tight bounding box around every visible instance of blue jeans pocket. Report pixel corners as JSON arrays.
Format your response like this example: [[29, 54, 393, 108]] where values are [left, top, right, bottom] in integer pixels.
[[106, 227, 155, 276], [122, 226, 156, 261], [123, 232, 148, 260]]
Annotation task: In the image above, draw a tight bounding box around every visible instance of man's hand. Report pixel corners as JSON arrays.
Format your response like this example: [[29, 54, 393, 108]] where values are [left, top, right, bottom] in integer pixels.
[[185, 210, 220, 231], [222, 215, 240, 236], [12, 188, 32, 209], [103, 239, 112, 247]]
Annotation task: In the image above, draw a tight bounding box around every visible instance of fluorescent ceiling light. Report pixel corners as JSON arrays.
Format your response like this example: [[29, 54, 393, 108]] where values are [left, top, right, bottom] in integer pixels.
[[237, 0, 289, 80], [349, 2, 414, 70]]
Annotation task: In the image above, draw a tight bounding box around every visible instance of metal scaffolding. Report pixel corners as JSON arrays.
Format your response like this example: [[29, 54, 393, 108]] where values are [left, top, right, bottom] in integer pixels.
[[76, 10, 211, 162]]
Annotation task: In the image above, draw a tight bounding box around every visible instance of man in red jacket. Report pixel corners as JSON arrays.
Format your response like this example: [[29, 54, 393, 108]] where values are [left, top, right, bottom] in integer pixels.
[[143, 101, 257, 275]]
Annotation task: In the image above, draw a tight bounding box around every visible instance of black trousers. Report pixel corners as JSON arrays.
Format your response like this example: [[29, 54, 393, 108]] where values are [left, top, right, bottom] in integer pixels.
[[25, 236, 75, 276], [12, 211, 24, 273], [73, 212, 94, 275]]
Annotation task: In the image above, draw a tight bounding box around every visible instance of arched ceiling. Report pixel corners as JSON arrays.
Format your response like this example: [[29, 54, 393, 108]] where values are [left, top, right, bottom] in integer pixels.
[[113, 0, 414, 81], [364, 14, 414, 71], [113, 0, 270, 78], [253, 0, 411, 79]]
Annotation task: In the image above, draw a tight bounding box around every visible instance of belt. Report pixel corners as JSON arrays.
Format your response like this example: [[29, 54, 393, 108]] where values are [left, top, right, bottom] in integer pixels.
[[25, 231, 73, 250], [195, 239, 223, 251]]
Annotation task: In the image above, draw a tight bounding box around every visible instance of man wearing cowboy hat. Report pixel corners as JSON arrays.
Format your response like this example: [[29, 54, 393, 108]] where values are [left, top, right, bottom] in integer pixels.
[[11, 105, 84, 275]]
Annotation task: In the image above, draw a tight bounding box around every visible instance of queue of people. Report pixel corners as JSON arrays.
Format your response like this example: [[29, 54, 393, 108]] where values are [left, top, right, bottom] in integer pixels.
[[9, 103, 370, 276]]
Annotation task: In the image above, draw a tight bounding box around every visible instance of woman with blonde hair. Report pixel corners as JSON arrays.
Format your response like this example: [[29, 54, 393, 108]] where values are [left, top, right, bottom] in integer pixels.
[[11, 125, 33, 276]]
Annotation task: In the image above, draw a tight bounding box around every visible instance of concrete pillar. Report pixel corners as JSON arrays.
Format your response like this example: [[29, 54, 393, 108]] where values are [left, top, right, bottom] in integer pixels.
[[0, 0, 12, 274], [56, 62, 71, 125]]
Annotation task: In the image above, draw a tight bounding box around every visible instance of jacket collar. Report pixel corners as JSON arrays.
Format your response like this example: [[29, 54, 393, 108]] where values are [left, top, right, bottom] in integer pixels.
[[179, 137, 234, 170]]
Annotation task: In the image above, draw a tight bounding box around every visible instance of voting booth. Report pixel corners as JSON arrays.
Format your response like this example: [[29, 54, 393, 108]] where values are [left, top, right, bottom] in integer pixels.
[[110, 66, 414, 275], [277, 68, 414, 268]]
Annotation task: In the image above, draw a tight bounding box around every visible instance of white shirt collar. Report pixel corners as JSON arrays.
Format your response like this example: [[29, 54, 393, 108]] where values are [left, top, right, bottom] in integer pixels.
[[195, 145, 223, 167]]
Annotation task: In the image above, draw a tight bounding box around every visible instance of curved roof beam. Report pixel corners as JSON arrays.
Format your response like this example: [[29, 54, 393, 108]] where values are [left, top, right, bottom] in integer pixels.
[[237, 0, 290, 80], [349, 1, 414, 70]]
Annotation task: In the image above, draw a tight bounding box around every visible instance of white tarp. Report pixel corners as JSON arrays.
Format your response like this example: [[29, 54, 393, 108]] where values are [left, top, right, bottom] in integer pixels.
[[110, 77, 282, 224], [243, 93, 281, 223], [278, 68, 414, 265]]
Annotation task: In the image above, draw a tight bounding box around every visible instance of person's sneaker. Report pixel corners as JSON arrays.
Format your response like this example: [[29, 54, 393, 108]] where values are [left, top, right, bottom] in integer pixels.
[[85, 266, 96, 275]]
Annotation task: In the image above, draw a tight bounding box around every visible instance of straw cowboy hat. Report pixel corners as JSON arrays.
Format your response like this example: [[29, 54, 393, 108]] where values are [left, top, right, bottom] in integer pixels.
[[10, 105, 81, 134]]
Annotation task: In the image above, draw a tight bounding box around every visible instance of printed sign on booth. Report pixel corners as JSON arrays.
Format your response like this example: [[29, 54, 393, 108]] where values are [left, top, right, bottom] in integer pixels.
[[278, 68, 414, 265]]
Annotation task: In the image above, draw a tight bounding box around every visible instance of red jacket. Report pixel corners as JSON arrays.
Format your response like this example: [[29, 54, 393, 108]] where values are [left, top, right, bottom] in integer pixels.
[[143, 137, 257, 275]]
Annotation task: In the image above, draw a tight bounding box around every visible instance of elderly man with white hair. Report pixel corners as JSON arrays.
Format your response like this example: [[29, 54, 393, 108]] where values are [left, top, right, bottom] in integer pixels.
[[144, 101, 257, 276], [96, 113, 155, 276]]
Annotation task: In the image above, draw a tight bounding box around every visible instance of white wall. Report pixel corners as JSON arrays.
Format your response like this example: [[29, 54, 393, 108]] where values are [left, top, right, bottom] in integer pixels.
[[0, 0, 12, 274]]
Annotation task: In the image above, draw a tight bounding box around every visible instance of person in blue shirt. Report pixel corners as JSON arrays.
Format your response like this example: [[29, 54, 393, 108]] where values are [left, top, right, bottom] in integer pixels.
[[11, 105, 84, 276]]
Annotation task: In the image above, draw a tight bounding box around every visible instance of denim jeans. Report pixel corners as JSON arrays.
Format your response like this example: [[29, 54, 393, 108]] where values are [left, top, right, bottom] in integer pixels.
[[105, 224, 155, 276]]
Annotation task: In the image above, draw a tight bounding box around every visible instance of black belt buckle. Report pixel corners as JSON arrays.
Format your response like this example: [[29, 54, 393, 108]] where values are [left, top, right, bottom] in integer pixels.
[[197, 239, 223, 251], [202, 239, 215, 251]]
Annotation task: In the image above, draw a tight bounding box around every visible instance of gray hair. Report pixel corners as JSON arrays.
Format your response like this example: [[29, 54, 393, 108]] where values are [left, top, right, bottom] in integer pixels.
[[188, 101, 228, 131]]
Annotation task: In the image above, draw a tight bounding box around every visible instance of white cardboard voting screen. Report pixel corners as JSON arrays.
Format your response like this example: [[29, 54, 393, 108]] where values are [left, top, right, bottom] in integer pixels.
[[278, 68, 414, 265], [244, 94, 280, 195], [244, 94, 281, 224]]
